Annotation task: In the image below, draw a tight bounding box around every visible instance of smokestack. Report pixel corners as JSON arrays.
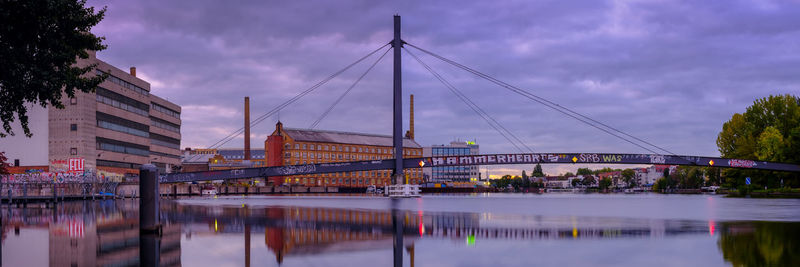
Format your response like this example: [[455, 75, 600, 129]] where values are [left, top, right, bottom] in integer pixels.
[[130, 67, 136, 77], [244, 97, 251, 160], [409, 94, 414, 139]]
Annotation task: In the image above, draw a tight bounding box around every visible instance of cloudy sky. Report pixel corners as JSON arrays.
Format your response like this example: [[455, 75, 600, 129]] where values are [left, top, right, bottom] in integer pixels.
[[86, 0, 799, 176]]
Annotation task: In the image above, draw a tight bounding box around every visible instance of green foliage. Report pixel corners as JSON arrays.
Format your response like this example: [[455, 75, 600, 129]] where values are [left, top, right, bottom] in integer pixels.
[[571, 178, 581, 187], [0, 0, 107, 137], [716, 94, 800, 188], [577, 168, 593, 176], [593, 167, 621, 175], [581, 176, 596, 187], [563, 172, 575, 177], [718, 221, 800, 266], [621, 169, 636, 187], [598, 177, 612, 190], [531, 164, 544, 177]]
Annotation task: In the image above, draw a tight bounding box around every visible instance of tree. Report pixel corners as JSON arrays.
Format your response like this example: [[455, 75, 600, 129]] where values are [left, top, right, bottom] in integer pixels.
[[0, 0, 107, 137], [571, 178, 581, 188], [563, 172, 574, 177], [598, 177, 612, 190], [531, 164, 544, 177], [621, 169, 636, 188], [581, 176, 596, 187], [716, 94, 800, 188], [577, 168, 593, 176]]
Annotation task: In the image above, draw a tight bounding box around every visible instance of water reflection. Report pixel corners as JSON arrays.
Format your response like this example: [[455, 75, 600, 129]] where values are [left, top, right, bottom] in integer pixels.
[[1, 199, 798, 266], [717, 221, 800, 266]]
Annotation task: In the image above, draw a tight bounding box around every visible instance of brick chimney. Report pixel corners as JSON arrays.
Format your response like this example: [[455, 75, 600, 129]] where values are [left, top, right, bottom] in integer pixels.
[[405, 94, 415, 139], [130, 67, 136, 77]]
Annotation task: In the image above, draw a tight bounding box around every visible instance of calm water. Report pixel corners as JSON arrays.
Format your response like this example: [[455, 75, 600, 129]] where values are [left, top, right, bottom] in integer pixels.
[[2, 193, 799, 266]]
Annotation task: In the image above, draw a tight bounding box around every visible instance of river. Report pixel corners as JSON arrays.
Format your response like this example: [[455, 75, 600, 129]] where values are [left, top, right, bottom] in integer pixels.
[[2, 193, 799, 266]]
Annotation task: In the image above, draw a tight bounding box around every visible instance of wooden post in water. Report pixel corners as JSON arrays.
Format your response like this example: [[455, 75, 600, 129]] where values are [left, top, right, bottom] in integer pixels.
[[140, 164, 161, 234]]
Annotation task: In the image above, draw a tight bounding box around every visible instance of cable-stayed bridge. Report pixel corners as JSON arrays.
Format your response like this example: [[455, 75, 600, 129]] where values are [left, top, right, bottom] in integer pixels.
[[165, 16, 800, 184]]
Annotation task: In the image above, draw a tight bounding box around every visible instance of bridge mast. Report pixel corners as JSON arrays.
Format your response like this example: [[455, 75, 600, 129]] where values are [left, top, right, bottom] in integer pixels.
[[392, 15, 404, 185]]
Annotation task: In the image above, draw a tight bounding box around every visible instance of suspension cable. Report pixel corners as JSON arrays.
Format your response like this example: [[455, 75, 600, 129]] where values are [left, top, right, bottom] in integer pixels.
[[406, 42, 674, 156], [187, 43, 391, 161], [310, 46, 391, 129], [405, 47, 530, 153]]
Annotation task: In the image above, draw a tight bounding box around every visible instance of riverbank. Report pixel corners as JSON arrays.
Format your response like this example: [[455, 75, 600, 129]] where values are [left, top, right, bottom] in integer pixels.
[[726, 188, 800, 198]]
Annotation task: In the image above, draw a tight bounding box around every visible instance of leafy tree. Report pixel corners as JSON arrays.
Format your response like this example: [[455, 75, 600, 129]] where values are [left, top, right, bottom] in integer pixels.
[[0, 151, 9, 175], [716, 94, 800, 188], [531, 164, 544, 177], [598, 177, 612, 190], [521, 170, 528, 180], [563, 172, 575, 177], [704, 167, 721, 186], [621, 169, 636, 188], [581, 176, 596, 187], [571, 178, 581, 187], [577, 168, 593, 176], [0, 0, 107, 137]]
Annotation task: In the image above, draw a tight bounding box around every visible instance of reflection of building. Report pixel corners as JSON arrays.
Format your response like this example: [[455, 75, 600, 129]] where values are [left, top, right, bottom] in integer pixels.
[[0, 51, 182, 179], [423, 140, 480, 183], [263, 122, 423, 187], [48, 216, 181, 267]]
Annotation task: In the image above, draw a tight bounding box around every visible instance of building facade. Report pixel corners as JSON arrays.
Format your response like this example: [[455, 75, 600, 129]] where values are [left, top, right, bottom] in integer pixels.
[[264, 122, 423, 187], [422, 140, 480, 183], [0, 51, 182, 179]]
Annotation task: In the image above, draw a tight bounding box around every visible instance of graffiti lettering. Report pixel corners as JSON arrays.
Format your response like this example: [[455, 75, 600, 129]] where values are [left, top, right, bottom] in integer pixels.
[[728, 159, 756, 168], [276, 164, 317, 175], [602, 154, 622, 162], [579, 154, 600, 163], [649, 155, 666, 164]]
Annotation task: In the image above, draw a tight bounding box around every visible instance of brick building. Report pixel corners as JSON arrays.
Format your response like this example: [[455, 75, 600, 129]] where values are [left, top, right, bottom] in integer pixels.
[[264, 122, 423, 187]]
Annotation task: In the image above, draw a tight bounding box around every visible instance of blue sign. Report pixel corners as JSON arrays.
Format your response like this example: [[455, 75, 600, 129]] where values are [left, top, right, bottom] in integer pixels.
[[745, 177, 751, 185]]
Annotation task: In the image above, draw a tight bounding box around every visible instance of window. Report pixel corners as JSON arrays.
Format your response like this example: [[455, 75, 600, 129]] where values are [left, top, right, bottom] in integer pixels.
[[285, 143, 291, 149], [295, 144, 300, 149], [70, 147, 77, 155], [70, 124, 77, 131], [302, 144, 307, 149]]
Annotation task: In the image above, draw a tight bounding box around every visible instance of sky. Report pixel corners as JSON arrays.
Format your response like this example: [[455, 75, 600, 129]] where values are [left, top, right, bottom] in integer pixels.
[[84, 0, 800, 176]]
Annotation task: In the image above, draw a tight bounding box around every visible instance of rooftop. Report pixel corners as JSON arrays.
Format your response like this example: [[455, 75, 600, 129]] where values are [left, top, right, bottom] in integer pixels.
[[282, 128, 421, 148]]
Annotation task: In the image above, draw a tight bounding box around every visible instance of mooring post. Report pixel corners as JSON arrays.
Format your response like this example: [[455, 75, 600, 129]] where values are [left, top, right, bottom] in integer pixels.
[[140, 164, 161, 234]]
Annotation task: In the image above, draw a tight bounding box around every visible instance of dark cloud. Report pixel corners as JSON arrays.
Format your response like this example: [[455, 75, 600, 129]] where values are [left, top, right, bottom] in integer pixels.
[[87, 0, 800, 175]]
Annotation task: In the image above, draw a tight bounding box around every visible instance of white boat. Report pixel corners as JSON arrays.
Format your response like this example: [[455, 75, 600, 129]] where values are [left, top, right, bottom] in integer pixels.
[[201, 185, 217, 195]]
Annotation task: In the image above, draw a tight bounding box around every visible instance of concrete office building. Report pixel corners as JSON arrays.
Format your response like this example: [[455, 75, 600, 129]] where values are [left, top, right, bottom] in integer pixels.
[[0, 51, 182, 179]]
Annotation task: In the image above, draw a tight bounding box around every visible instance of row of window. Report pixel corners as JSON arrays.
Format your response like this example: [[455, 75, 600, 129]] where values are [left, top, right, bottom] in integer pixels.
[[98, 120, 149, 137], [96, 91, 149, 117], [432, 147, 472, 156], [152, 103, 180, 118], [96, 70, 149, 96], [283, 143, 421, 156], [97, 159, 142, 170], [150, 138, 180, 149], [279, 168, 421, 179], [285, 177, 387, 185], [151, 151, 181, 159], [150, 117, 180, 133], [97, 142, 149, 156], [285, 152, 400, 161]]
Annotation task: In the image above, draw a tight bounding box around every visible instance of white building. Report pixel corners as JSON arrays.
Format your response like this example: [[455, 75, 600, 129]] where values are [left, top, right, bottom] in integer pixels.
[[422, 140, 480, 183]]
